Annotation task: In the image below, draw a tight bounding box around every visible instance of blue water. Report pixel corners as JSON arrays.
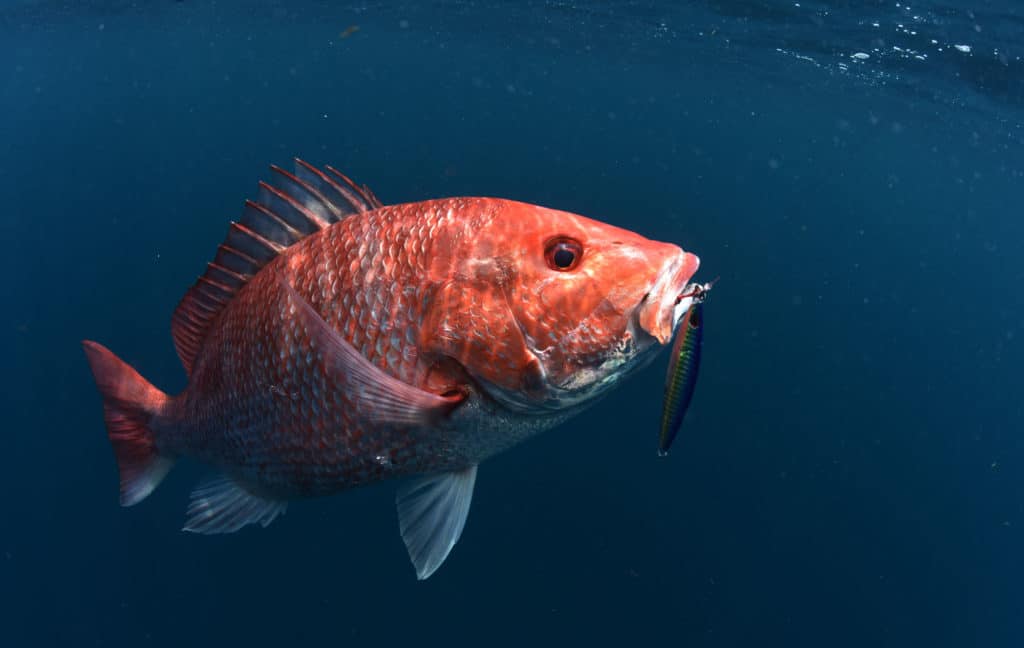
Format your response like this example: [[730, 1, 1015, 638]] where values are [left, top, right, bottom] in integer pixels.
[[3, 1, 1023, 645]]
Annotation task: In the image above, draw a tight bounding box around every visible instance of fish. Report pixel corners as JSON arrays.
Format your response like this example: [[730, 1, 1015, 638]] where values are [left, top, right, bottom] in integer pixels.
[[82, 159, 701, 579], [658, 280, 714, 456]]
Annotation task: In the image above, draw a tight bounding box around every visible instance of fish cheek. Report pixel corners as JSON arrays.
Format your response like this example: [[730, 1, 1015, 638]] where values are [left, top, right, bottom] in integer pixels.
[[516, 274, 634, 388], [419, 279, 542, 396], [515, 275, 607, 351]]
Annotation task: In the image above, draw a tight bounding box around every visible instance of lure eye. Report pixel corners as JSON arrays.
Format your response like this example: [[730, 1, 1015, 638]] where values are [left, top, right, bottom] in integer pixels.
[[544, 238, 583, 271]]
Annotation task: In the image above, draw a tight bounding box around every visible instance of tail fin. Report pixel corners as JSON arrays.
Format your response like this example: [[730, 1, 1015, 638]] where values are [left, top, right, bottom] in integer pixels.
[[82, 340, 175, 506]]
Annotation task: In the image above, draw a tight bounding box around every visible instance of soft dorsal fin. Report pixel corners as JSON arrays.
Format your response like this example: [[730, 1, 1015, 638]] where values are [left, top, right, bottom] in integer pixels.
[[171, 159, 384, 376]]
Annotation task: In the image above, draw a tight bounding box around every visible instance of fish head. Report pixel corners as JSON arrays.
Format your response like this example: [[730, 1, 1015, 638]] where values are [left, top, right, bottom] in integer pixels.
[[422, 200, 699, 413]]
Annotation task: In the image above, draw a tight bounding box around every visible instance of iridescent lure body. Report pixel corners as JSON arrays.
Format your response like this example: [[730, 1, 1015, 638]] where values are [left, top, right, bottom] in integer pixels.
[[658, 281, 713, 455]]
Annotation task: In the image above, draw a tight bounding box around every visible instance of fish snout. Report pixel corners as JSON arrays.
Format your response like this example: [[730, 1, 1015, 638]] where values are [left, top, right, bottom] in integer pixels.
[[636, 250, 700, 345]]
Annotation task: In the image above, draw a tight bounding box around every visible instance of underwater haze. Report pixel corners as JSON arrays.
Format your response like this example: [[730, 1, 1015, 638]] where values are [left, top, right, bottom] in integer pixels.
[[2, 1, 1023, 646]]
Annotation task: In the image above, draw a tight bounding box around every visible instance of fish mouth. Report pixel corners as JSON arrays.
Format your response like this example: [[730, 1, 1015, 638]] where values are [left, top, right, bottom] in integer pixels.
[[636, 251, 701, 345]]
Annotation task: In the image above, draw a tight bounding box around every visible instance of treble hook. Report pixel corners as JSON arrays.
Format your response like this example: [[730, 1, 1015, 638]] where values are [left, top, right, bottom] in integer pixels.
[[674, 276, 720, 305]]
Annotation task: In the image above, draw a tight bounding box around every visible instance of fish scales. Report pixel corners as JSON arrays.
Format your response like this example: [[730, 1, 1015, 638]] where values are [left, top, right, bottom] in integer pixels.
[[82, 160, 703, 578], [170, 201, 472, 495]]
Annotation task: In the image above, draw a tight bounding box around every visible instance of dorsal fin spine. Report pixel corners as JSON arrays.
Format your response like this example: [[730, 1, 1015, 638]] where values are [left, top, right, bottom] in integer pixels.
[[243, 199, 303, 241], [207, 262, 248, 284], [257, 181, 325, 233], [269, 166, 334, 227], [325, 165, 384, 209], [194, 290, 228, 307], [188, 300, 218, 316], [325, 166, 363, 194], [296, 159, 367, 216], [228, 222, 285, 257], [216, 244, 259, 268], [169, 160, 384, 376], [197, 276, 233, 294], [194, 281, 230, 304], [363, 186, 383, 208]]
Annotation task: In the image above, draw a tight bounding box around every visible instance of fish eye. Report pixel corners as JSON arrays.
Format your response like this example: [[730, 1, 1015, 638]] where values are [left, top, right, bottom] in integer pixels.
[[544, 238, 583, 271]]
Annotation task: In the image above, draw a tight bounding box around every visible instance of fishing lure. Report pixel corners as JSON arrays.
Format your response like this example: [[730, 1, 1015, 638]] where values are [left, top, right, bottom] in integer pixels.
[[658, 280, 715, 456]]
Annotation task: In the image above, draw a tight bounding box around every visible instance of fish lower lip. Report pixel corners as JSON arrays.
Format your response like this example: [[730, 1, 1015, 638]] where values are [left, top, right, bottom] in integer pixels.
[[637, 258, 694, 345]]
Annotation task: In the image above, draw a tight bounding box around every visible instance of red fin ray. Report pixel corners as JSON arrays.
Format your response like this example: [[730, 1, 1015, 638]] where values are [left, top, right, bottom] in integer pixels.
[[241, 200, 303, 247], [294, 158, 381, 217], [268, 165, 338, 227], [255, 181, 325, 235], [170, 159, 384, 376], [223, 222, 284, 263], [203, 263, 247, 292], [212, 244, 260, 277], [325, 165, 384, 209]]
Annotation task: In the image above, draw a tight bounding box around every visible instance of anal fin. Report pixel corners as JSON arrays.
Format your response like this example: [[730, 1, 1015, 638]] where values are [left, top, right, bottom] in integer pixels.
[[183, 476, 287, 534], [396, 466, 478, 580]]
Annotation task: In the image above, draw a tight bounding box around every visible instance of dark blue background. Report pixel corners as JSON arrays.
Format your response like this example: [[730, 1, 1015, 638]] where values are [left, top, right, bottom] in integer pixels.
[[2, 1, 1022, 646]]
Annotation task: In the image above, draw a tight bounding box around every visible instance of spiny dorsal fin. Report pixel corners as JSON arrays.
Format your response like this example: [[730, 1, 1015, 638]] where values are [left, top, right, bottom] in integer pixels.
[[170, 159, 383, 376]]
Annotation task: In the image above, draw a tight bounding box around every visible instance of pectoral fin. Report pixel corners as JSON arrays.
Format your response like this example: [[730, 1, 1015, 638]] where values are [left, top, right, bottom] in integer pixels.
[[396, 466, 478, 580], [280, 276, 463, 426]]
